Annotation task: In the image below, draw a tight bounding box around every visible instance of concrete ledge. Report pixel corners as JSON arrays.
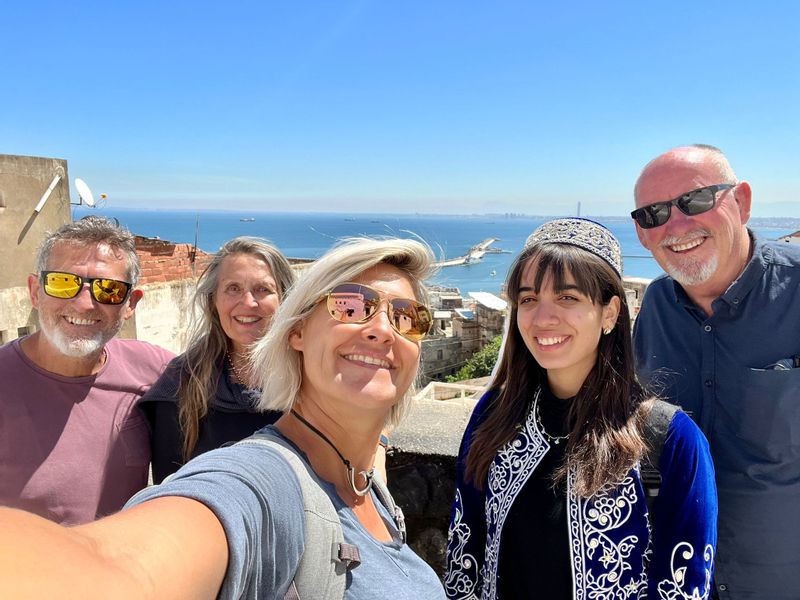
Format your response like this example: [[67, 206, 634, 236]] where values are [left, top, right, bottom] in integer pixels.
[[392, 396, 478, 457]]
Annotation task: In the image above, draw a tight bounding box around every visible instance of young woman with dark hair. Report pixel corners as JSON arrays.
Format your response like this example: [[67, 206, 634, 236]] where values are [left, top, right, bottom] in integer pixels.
[[445, 218, 717, 600]]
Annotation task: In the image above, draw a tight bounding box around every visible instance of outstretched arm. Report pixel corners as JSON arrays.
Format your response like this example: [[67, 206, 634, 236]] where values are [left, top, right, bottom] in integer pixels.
[[0, 496, 228, 600]]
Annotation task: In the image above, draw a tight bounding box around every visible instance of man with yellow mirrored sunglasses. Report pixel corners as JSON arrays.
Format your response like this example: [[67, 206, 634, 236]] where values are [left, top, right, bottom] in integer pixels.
[[0, 217, 174, 525]]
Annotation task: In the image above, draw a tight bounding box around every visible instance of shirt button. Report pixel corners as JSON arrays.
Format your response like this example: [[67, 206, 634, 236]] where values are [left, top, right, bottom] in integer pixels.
[[705, 380, 713, 387], [704, 325, 712, 332], [732, 298, 740, 304], [719, 584, 728, 591]]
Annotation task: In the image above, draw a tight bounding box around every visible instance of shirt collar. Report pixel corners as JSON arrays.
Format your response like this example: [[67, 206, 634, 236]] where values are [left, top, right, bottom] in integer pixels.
[[716, 229, 767, 309]]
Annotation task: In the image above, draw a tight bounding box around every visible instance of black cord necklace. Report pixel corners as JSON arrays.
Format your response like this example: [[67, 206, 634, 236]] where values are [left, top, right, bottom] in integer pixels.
[[290, 409, 375, 497]]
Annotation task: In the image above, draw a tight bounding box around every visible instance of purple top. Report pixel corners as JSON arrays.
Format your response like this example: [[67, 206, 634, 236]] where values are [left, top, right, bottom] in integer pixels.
[[0, 337, 173, 524]]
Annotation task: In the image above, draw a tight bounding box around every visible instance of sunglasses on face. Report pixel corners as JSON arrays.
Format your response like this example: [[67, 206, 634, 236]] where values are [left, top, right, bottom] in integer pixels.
[[40, 271, 132, 305], [323, 282, 433, 341], [630, 184, 735, 229]]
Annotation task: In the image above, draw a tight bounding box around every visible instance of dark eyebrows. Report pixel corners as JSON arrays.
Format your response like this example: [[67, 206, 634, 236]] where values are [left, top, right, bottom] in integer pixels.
[[517, 283, 581, 294]]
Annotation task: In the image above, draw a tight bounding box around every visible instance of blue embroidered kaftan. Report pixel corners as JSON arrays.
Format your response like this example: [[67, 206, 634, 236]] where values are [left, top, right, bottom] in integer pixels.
[[445, 391, 717, 599]]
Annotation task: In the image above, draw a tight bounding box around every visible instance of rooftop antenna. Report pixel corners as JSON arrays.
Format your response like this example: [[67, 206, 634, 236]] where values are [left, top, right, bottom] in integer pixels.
[[33, 166, 66, 213], [190, 213, 200, 274]]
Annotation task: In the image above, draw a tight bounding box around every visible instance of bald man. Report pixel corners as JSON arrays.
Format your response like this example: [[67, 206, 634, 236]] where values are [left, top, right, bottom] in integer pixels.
[[631, 144, 800, 599]]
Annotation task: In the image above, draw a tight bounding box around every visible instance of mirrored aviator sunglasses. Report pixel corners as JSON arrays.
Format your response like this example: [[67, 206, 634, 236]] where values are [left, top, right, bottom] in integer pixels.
[[41, 271, 132, 305], [630, 183, 734, 229], [324, 282, 433, 341]]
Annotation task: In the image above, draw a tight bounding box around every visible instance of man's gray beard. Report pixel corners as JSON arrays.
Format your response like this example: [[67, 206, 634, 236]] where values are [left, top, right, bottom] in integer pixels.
[[665, 254, 718, 287], [39, 318, 122, 358]]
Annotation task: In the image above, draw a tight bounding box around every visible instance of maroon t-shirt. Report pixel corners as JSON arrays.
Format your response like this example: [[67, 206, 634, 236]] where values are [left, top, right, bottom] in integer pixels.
[[0, 337, 173, 524]]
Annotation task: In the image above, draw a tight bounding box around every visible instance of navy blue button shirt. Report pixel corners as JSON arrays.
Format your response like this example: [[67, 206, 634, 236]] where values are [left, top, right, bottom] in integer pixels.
[[633, 231, 800, 600]]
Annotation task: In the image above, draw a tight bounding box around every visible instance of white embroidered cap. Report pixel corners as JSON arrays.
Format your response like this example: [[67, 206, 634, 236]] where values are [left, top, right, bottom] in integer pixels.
[[524, 218, 623, 277]]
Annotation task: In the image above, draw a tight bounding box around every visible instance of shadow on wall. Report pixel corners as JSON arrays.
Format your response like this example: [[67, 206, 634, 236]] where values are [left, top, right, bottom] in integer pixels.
[[386, 451, 456, 579]]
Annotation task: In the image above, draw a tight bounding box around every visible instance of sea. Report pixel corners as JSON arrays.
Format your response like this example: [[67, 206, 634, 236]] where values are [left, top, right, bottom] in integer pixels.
[[74, 207, 800, 295]]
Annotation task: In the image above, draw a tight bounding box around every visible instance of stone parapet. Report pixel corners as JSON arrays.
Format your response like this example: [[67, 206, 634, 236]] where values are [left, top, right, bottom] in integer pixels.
[[386, 385, 484, 577]]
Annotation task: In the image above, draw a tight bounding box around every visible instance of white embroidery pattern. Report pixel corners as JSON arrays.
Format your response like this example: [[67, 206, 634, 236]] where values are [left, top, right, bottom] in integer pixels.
[[445, 489, 479, 600], [656, 542, 715, 600], [568, 469, 648, 599], [481, 394, 548, 599]]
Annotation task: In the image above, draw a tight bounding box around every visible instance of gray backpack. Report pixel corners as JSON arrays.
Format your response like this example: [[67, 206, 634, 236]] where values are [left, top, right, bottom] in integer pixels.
[[640, 399, 680, 512], [238, 430, 406, 600]]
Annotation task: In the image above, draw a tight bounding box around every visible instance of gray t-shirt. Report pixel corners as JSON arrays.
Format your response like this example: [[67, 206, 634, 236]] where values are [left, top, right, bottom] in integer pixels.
[[126, 427, 445, 599]]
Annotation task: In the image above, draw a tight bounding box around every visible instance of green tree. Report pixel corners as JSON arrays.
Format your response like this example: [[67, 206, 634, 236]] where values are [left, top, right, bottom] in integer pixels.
[[446, 334, 502, 382]]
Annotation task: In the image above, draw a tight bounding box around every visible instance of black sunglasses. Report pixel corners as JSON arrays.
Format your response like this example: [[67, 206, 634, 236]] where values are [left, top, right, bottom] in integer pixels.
[[630, 184, 734, 229], [40, 271, 132, 305]]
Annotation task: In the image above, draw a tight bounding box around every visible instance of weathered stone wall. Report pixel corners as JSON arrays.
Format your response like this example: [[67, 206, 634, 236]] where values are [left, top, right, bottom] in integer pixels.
[[118, 279, 200, 353], [0, 286, 37, 343], [0, 154, 72, 289], [387, 451, 456, 578], [385, 392, 479, 577], [420, 334, 464, 383]]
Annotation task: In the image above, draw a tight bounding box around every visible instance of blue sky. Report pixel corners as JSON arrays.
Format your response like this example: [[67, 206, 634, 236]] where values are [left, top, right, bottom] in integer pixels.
[[3, 1, 799, 216]]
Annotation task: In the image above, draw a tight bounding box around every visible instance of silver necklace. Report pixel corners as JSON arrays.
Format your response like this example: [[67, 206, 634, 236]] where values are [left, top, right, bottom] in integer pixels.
[[290, 409, 375, 497], [226, 351, 246, 384], [534, 389, 569, 445]]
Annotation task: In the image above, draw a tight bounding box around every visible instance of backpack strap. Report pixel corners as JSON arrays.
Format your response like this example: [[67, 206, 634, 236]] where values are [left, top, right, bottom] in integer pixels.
[[640, 400, 680, 510], [237, 430, 357, 600], [371, 472, 407, 543]]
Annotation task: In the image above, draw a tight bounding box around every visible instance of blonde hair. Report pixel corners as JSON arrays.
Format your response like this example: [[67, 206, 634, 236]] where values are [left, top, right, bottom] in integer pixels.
[[251, 237, 435, 427]]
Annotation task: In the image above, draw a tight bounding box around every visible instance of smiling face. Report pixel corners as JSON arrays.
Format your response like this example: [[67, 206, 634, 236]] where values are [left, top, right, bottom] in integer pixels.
[[289, 263, 421, 420], [516, 258, 619, 398], [28, 241, 140, 358], [634, 147, 752, 296], [214, 253, 280, 355]]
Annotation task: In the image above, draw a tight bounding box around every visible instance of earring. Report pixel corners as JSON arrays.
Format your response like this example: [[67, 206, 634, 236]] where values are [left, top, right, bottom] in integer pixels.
[[603, 327, 613, 335]]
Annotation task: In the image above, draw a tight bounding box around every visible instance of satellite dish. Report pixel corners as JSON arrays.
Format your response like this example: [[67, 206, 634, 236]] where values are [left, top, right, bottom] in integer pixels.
[[74, 178, 97, 207]]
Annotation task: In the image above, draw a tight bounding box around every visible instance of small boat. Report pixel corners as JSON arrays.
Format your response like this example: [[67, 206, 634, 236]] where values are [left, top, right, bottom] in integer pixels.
[[490, 270, 497, 277], [240, 217, 255, 222]]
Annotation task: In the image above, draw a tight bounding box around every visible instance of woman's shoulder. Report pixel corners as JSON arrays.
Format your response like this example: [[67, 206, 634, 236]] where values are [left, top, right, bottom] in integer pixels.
[[638, 398, 710, 464], [140, 353, 223, 405], [139, 429, 307, 503], [138, 356, 184, 404]]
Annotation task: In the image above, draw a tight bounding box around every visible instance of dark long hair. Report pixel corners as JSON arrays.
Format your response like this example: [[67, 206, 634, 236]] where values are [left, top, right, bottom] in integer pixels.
[[464, 243, 650, 497]]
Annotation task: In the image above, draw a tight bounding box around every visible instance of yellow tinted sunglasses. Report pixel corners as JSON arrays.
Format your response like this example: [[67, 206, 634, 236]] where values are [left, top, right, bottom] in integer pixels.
[[40, 271, 132, 305]]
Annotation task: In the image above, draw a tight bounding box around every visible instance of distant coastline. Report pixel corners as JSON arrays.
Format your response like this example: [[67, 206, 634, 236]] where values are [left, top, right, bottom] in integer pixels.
[[81, 205, 800, 228], [74, 207, 799, 295]]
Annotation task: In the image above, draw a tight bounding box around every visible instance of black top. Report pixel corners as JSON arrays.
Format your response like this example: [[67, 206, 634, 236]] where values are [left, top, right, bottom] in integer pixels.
[[139, 355, 281, 483], [497, 384, 573, 599]]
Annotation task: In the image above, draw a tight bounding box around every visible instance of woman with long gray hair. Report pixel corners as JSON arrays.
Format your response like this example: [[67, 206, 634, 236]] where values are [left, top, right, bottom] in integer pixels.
[[140, 236, 295, 482]]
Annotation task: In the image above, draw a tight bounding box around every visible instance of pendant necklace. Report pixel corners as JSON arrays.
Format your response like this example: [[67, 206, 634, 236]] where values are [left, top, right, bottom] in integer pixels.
[[534, 389, 569, 445], [227, 351, 246, 385], [290, 409, 375, 497]]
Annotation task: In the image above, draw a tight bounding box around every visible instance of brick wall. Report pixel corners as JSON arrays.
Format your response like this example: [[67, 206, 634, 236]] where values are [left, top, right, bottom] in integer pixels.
[[135, 236, 214, 284]]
